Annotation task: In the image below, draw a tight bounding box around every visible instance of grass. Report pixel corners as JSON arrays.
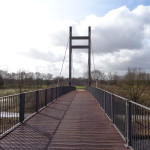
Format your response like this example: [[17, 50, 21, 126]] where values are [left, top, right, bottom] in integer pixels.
[[96, 83, 150, 107], [75, 86, 85, 90], [0, 86, 51, 97], [0, 89, 19, 97]]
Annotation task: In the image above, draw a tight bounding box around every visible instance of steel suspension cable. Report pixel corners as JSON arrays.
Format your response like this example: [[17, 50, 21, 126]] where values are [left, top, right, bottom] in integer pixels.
[[57, 38, 69, 87], [72, 51, 74, 78], [91, 43, 96, 71], [91, 43, 98, 87], [91, 29, 97, 72]]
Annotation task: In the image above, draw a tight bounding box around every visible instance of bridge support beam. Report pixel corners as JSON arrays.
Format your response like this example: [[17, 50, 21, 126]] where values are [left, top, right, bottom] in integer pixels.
[[69, 27, 72, 86], [88, 26, 91, 86], [69, 26, 91, 86]]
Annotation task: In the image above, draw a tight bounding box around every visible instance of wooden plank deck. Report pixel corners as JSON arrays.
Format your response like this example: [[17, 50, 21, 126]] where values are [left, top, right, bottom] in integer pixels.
[[0, 91, 130, 150]]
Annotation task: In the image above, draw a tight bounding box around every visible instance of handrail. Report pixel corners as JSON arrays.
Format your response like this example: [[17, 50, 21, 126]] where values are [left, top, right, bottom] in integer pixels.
[[97, 87, 150, 110], [0, 86, 76, 139], [130, 100, 150, 110], [86, 86, 150, 150]]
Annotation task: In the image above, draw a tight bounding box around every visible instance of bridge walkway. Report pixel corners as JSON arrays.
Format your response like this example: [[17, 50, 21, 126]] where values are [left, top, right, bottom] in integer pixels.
[[0, 91, 129, 150]]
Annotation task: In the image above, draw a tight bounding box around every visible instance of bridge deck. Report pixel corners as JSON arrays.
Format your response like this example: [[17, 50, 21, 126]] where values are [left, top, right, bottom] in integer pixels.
[[0, 91, 129, 150]]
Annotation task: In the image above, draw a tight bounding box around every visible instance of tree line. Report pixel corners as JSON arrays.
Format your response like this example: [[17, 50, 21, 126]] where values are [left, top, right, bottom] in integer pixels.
[[0, 68, 150, 106], [0, 70, 53, 93], [90, 68, 150, 106]]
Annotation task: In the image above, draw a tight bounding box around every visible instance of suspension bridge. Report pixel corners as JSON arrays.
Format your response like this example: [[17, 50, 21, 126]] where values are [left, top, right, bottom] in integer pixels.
[[0, 27, 150, 150]]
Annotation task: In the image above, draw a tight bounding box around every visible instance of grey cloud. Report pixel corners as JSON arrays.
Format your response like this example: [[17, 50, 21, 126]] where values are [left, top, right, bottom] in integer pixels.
[[90, 5, 150, 74], [124, 49, 150, 71], [49, 23, 77, 46], [92, 24, 143, 53], [91, 6, 148, 53], [95, 48, 150, 74], [20, 49, 62, 62], [49, 6, 150, 55], [49, 30, 68, 46]]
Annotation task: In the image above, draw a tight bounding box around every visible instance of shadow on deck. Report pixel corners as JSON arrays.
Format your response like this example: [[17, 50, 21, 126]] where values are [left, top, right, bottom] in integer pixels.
[[0, 91, 130, 150]]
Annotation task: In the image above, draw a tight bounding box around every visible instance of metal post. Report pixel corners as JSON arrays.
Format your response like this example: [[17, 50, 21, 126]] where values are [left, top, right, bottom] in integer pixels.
[[69, 26, 72, 86], [51, 88, 53, 101], [126, 100, 132, 146], [56, 87, 58, 98], [45, 89, 47, 106], [19, 93, 25, 123], [88, 26, 91, 86], [104, 91, 106, 112], [57, 87, 59, 97], [55, 88, 57, 99], [36, 91, 39, 112], [111, 94, 114, 124]]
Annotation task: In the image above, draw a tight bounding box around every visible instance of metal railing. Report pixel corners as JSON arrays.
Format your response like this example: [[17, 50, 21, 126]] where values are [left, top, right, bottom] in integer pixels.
[[86, 86, 150, 150], [0, 86, 76, 138]]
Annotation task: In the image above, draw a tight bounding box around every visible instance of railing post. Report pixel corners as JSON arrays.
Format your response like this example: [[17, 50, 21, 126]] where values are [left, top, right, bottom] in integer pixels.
[[57, 87, 59, 98], [111, 94, 114, 124], [58, 87, 59, 97], [45, 89, 47, 106], [19, 93, 25, 123], [104, 91, 106, 112], [55, 87, 57, 99], [53, 88, 55, 99], [36, 91, 39, 112], [47, 89, 50, 103], [51, 88, 53, 101], [60, 87, 62, 96], [126, 100, 132, 147]]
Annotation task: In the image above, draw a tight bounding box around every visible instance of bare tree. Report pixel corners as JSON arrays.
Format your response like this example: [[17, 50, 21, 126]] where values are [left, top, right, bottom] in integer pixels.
[[91, 70, 105, 87], [45, 73, 53, 86], [83, 71, 88, 79], [0, 69, 54, 90], [53, 76, 68, 86], [16, 70, 26, 93], [91, 70, 103, 80], [35, 72, 43, 88], [123, 68, 148, 102], [0, 75, 4, 88], [24, 72, 34, 88], [46, 73, 53, 80], [107, 72, 121, 86]]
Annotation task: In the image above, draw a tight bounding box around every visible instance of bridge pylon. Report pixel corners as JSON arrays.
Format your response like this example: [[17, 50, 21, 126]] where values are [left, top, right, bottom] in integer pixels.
[[69, 26, 91, 86]]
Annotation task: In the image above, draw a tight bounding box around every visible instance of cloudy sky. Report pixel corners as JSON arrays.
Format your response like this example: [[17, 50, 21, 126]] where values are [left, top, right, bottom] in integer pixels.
[[0, 0, 150, 77]]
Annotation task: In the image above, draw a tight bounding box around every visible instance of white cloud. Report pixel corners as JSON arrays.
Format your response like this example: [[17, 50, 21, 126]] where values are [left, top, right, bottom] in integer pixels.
[[51, 5, 150, 75], [78, 6, 149, 53]]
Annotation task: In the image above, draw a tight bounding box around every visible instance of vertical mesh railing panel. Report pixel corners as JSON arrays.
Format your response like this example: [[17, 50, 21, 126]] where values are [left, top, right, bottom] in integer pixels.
[[86, 86, 150, 150], [130, 102, 150, 150], [0, 94, 19, 137], [105, 92, 112, 119], [113, 95, 126, 137], [47, 88, 51, 103], [39, 90, 45, 109], [0, 86, 76, 138], [24, 91, 36, 119]]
